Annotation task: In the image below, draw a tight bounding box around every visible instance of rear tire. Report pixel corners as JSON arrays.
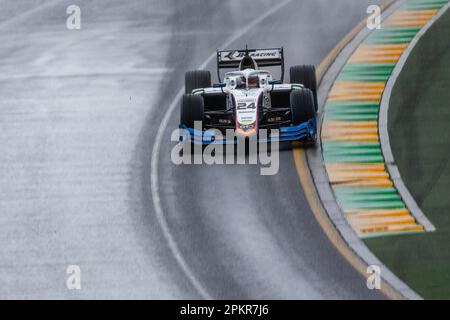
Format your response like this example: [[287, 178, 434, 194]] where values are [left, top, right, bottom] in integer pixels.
[[185, 70, 211, 94], [290, 89, 315, 125], [180, 94, 204, 129], [290, 65, 317, 111]]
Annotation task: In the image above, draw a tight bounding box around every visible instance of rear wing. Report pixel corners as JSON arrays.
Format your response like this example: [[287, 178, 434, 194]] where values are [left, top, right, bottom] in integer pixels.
[[216, 47, 285, 82]]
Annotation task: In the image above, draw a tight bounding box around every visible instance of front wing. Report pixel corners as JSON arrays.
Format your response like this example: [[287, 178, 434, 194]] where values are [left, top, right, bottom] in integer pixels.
[[179, 118, 317, 145]]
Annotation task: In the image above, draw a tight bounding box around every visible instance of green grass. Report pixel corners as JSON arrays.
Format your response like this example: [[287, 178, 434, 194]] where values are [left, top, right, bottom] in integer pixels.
[[364, 8, 450, 299]]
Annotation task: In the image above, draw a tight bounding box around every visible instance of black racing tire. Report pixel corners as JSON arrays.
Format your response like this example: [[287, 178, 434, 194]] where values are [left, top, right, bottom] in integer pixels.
[[180, 94, 204, 129], [290, 65, 317, 111], [290, 89, 315, 125], [185, 70, 211, 94]]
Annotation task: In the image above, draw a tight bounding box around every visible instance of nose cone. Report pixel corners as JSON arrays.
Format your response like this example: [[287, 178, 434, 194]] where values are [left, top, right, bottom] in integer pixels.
[[236, 122, 257, 138]]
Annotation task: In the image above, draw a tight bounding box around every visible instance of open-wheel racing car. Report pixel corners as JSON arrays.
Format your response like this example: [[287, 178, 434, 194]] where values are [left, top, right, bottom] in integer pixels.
[[179, 47, 317, 145]]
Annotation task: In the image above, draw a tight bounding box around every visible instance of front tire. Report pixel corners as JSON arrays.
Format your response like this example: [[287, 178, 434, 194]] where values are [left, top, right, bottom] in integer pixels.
[[290, 65, 317, 111], [290, 89, 315, 125], [180, 94, 204, 129], [185, 70, 211, 94]]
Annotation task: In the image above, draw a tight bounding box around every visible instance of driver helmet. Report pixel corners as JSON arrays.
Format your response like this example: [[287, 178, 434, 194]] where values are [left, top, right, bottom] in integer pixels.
[[247, 75, 259, 88]]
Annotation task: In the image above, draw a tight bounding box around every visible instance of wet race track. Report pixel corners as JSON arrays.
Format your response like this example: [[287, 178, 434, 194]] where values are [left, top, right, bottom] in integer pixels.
[[0, 0, 384, 299]]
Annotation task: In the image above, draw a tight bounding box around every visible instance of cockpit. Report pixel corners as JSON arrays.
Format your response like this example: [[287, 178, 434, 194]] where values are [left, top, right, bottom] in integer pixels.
[[225, 70, 271, 90]]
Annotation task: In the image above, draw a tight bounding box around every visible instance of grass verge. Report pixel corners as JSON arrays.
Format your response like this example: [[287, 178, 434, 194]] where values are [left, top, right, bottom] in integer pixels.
[[365, 8, 450, 299]]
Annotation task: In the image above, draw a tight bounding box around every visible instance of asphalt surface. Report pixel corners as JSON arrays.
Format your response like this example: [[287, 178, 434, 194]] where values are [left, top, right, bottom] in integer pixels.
[[0, 0, 384, 299]]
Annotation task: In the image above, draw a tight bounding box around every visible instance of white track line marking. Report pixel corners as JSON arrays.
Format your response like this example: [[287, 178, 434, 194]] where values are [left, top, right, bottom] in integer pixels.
[[150, 0, 292, 300]]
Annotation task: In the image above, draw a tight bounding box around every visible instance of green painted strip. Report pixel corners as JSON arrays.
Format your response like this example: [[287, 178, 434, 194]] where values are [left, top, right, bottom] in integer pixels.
[[340, 194, 402, 202], [337, 63, 395, 82], [334, 187, 399, 195], [337, 75, 392, 81], [324, 113, 379, 121], [364, 27, 420, 44], [325, 101, 380, 110], [360, 229, 424, 239], [404, 0, 448, 5], [402, 0, 448, 10], [403, 3, 448, 10], [338, 199, 405, 210], [325, 100, 380, 112], [334, 187, 405, 210], [322, 141, 384, 163], [324, 101, 379, 121], [323, 141, 382, 149], [340, 63, 395, 72]]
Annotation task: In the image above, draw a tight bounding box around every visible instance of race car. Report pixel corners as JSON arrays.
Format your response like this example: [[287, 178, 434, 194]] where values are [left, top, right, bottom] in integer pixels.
[[179, 47, 317, 144]]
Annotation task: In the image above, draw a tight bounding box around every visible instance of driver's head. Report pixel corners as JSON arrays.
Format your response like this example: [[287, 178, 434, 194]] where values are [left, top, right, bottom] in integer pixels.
[[247, 75, 259, 88]]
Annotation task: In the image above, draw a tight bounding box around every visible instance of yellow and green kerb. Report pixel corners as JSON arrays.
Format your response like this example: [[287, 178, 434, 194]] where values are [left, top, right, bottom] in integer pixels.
[[321, 0, 449, 238]]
